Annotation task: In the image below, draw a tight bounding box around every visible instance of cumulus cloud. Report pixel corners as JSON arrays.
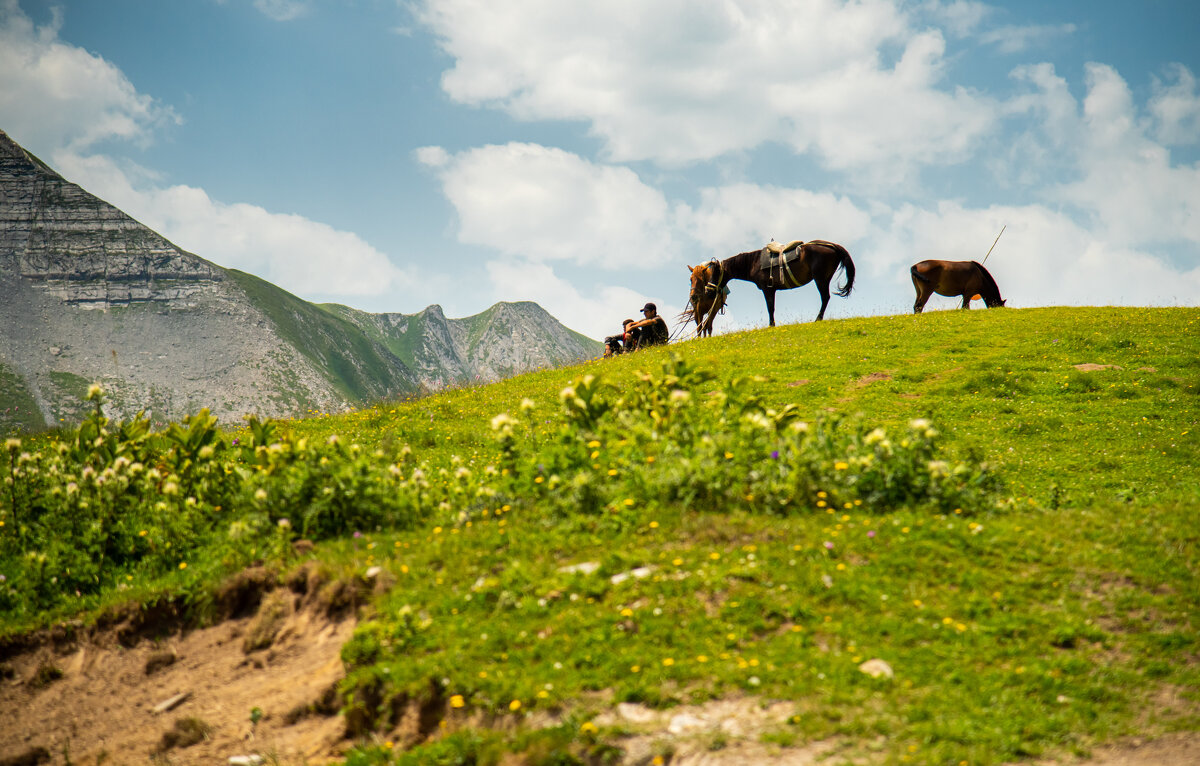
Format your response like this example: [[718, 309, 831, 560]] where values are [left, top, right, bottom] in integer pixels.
[[1149, 63, 1200, 146], [417, 142, 677, 268], [54, 152, 411, 298], [0, 0, 179, 151], [416, 0, 997, 174], [677, 183, 875, 259]]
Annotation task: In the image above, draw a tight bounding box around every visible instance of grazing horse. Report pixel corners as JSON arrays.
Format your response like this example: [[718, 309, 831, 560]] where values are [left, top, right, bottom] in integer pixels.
[[910, 260, 1006, 313], [685, 260, 728, 337], [714, 240, 855, 326]]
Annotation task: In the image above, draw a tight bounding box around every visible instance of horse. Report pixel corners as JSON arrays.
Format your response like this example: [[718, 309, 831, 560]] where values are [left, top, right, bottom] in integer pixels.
[[910, 260, 1006, 313], [712, 240, 855, 326], [685, 260, 728, 337]]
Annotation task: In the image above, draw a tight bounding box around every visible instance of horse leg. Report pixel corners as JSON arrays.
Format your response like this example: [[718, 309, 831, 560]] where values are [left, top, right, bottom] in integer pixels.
[[961, 294, 972, 309], [911, 273, 928, 314], [763, 288, 777, 327], [815, 279, 831, 321]]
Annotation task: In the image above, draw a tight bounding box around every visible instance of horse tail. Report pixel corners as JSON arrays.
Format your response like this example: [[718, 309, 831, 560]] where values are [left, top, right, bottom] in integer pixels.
[[972, 261, 1002, 303], [910, 263, 931, 283], [835, 244, 855, 298]]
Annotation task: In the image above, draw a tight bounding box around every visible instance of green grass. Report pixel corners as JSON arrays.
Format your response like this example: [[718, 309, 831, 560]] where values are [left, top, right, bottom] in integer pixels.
[[2, 306, 1198, 766]]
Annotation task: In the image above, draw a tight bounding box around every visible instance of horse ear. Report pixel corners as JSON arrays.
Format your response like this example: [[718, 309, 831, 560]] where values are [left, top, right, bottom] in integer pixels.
[[686, 264, 693, 272]]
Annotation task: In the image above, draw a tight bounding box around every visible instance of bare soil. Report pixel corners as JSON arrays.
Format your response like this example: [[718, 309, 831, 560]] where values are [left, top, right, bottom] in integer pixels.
[[0, 567, 359, 765]]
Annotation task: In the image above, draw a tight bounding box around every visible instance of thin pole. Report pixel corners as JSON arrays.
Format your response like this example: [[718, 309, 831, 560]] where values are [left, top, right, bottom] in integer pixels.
[[982, 225, 1006, 265]]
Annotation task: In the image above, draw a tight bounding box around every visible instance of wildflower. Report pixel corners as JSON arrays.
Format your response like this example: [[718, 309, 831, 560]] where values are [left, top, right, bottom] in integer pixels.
[[649, 521, 659, 529], [520, 398, 536, 411], [672, 558, 683, 566], [909, 418, 930, 430], [86, 383, 104, 401], [770, 450, 779, 459], [823, 541, 834, 550], [179, 562, 188, 570], [867, 530, 876, 538], [834, 461, 849, 470], [662, 658, 675, 666], [509, 699, 522, 711], [620, 608, 633, 617], [450, 694, 465, 708], [4, 438, 20, 450], [580, 721, 598, 735]]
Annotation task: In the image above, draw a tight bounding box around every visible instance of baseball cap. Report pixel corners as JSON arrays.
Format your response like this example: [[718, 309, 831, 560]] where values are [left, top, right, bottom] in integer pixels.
[[641, 302, 657, 312]]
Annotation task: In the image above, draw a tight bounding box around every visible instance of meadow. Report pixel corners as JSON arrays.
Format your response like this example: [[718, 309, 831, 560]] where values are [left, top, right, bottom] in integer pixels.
[[1, 306, 1197, 765]]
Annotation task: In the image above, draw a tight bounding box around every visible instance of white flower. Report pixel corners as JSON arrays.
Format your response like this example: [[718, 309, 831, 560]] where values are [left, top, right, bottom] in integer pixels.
[[865, 428, 887, 445], [491, 413, 516, 431], [909, 418, 931, 430], [519, 398, 536, 411]]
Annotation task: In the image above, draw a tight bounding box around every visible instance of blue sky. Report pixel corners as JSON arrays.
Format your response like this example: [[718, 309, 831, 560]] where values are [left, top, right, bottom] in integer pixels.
[[2, 0, 1198, 341]]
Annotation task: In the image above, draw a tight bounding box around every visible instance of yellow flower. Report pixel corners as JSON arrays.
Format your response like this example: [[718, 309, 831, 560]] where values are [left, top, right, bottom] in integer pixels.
[[672, 557, 683, 566], [662, 658, 674, 666], [536, 690, 549, 699], [724, 451, 734, 459], [649, 521, 659, 529], [836, 563, 846, 571], [178, 562, 187, 570], [580, 721, 598, 734], [834, 461, 849, 470], [623, 498, 634, 506], [509, 699, 522, 711], [709, 552, 720, 560], [620, 608, 633, 617], [450, 694, 465, 708]]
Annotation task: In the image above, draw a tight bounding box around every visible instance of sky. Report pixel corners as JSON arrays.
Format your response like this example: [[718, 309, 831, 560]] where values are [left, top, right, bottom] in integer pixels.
[[2, 0, 1198, 342]]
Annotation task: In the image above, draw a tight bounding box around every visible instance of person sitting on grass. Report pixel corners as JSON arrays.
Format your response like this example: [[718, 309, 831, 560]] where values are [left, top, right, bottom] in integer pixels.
[[604, 319, 636, 357], [625, 303, 669, 351]]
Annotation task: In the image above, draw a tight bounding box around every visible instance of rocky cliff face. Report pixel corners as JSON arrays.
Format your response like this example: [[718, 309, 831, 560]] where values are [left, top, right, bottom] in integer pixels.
[[0, 129, 600, 432]]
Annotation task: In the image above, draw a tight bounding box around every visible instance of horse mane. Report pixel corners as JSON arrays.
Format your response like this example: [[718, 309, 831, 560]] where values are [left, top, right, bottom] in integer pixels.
[[971, 261, 1002, 303]]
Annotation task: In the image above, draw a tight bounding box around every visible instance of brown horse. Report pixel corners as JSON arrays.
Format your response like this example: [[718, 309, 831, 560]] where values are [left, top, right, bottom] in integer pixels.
[[714, 240, 855, 326], [685, 260, 728, 337], [910, 260, 1006, 313]]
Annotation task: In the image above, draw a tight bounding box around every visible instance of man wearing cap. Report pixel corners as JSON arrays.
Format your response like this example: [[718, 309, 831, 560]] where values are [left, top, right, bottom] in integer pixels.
[[625, 302, 669, 351]]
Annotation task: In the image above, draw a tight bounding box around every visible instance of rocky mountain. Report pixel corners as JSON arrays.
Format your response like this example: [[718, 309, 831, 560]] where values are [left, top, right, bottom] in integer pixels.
[[0, 129, 601, 432]]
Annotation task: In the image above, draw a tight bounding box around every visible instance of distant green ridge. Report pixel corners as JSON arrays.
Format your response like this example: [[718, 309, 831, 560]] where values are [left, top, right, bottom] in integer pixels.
[[227, 270, 416, 403]]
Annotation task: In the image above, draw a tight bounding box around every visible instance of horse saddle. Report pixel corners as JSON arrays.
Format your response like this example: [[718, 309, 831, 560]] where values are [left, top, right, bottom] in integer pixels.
[[759, 240, 804, 270]]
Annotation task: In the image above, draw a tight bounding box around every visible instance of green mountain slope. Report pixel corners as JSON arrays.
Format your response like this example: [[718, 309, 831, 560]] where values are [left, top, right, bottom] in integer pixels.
[[2, 306, 1196, 765]]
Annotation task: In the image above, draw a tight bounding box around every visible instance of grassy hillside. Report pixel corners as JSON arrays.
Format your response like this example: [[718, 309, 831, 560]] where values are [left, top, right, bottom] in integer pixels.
[[228, 269, 417, 402], [1, 307, 1196, 765]]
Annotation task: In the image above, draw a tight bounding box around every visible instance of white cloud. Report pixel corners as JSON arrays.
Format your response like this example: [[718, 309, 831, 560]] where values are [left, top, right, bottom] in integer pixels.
[[0, 0, 178, 151], [978, 23, 1075, 54], [54, 151, 411, 299], [418, 142, 677, 268], [677, 183, 874, 259], [416, 0, 997, 174], [1149, 63, 1200, 146]]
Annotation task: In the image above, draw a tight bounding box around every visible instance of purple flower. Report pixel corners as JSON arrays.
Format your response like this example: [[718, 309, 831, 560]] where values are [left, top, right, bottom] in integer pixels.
[[823, 541, 834, 550], [232, 438, 240, 445], [770, 450, 779, 459], [867, 530, 876, 538], [353, 531, 363, 539]]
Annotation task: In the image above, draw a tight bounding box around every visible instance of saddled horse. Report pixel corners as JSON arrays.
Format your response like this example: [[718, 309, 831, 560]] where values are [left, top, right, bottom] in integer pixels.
[[712, 240, 855, 326], [685, 260, 728, 337], [910, 260, 1006, 313]]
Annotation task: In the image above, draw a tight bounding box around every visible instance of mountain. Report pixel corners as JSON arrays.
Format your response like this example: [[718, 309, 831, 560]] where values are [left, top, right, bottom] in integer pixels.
[[0, 129, 601, 431]]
